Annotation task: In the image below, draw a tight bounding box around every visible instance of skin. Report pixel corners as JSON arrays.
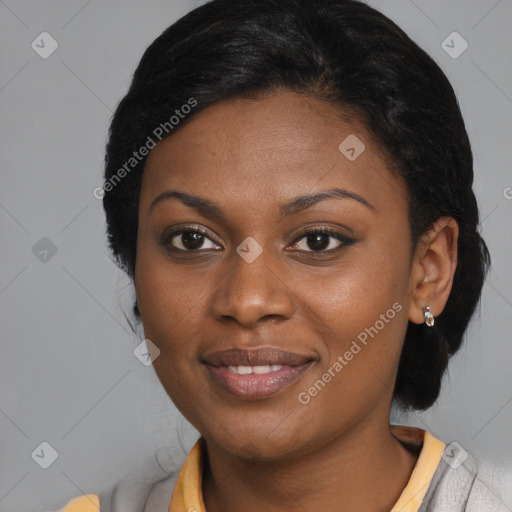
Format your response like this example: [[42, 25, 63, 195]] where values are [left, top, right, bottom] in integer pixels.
[[135, 90, 458, 512]]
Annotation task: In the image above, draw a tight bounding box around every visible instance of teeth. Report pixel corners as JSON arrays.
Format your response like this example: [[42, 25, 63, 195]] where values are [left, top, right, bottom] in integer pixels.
[[253, 365, 271, 374], [227, 364, 283, 375]]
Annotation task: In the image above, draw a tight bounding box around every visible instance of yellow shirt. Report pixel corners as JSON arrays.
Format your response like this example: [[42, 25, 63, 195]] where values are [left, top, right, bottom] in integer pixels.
[[59, 425, 445, 512]]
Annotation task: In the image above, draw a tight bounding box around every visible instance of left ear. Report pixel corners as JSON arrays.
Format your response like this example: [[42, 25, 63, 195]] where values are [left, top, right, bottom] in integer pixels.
[[408, 216, 459, 325]]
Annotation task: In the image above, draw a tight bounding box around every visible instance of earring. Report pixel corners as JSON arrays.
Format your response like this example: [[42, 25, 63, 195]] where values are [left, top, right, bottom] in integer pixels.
[[423, 305, 435, 327]]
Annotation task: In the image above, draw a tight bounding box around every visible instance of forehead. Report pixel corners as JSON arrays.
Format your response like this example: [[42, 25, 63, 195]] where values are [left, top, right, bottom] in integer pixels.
[[141, 90, 407, 214]]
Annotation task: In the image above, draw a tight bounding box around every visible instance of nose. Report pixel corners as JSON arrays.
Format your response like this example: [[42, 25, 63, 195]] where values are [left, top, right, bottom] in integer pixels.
[[210, 244, 295, 328]]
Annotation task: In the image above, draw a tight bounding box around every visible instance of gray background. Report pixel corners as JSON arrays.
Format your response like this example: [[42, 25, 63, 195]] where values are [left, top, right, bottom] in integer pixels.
[[0, 1, 511, 510]]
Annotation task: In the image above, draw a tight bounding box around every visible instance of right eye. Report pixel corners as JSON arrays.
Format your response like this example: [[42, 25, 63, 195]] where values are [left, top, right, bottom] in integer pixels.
[[162, 226, 222, 252]]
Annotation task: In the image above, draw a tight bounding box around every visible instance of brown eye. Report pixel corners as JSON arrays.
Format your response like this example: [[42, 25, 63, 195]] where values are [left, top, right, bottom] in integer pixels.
[[289, 228, 354, 253], [164, 227, 221, 252]]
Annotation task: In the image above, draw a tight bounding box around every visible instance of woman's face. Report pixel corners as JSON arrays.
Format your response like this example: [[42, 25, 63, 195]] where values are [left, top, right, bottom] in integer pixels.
[[135, 90, 416, 460]]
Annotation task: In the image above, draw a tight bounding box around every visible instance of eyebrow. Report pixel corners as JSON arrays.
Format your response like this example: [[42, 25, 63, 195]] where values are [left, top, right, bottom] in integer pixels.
[[280, 187, 374, 216], [149, 187, 374, 220]]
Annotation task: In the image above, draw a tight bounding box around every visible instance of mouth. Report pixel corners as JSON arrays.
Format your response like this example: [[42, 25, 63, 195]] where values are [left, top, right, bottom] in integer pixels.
[[202, 347, 315, 400]]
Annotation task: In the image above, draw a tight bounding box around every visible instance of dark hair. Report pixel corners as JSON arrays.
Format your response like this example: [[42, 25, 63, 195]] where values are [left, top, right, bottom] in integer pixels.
[[103, 0, 490, 411]]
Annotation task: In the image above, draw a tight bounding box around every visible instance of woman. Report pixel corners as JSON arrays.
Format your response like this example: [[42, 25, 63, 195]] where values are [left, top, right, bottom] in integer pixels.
[[56, 0, 509, 510]]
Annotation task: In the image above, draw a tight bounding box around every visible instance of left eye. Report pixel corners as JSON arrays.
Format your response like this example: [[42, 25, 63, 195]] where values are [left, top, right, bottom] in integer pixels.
[[289, 229, 353, 252]]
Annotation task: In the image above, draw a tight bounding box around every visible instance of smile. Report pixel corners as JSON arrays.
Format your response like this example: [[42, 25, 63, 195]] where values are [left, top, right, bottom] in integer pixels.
[[202, 346, 316, 400], [226, 364, 283, 374]]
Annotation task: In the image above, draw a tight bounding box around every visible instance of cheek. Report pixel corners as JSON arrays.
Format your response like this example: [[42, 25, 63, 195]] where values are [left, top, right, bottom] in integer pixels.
[[293, 265, 408, 427], [134, 245, 205, 359], [135, 252, 211, 414], [296, 240, 410, 386], [307, 245, 408, 328], [136, 231, 201, 312]]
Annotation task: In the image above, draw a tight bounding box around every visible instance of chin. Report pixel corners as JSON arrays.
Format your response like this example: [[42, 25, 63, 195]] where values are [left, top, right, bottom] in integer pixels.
[[203, 421, 317, 462]]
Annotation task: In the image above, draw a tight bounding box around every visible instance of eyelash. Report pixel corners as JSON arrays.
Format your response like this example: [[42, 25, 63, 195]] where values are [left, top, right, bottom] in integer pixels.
[[161, 225, 354, 255], [288, 226, 355, 253]]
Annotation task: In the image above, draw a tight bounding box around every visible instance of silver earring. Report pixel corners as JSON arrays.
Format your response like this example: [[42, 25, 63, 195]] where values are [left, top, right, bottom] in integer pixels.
[[423, 305, 435, 327]]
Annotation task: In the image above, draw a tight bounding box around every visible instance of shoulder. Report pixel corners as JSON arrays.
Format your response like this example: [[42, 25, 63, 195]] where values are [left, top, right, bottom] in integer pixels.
[[98, 468, 179, 511], [54, 471, 179, 512], [420, 441, 510, 512], [50, 494, 100, 511], [53, 449, 182, 512]]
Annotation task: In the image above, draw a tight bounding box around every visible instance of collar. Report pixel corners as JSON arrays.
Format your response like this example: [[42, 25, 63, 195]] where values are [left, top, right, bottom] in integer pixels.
[[169, 425, 446, 512]]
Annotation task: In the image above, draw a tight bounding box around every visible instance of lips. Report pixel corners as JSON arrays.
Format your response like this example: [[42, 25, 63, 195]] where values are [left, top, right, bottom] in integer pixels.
[[203, 347, 312, 367], [202, 346, 315, 400]]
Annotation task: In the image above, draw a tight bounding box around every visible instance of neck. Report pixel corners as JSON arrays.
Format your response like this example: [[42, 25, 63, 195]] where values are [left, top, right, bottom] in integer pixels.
[[201, 419, 419, 512]]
